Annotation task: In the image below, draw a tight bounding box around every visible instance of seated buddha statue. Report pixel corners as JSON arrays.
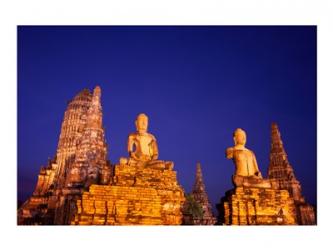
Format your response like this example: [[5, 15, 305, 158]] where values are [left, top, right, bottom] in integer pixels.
[[226, 128, 271, 188], [120, 113, 173, 169]]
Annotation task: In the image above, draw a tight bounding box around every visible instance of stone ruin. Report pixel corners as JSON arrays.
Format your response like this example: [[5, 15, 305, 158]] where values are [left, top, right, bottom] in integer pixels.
[[18, 87, 316, 226]]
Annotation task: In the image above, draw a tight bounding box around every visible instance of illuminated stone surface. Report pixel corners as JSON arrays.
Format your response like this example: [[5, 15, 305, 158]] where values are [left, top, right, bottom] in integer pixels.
[[71, 164, 185, 225], [267, 123, 316, 225], [222, 187, 296, 225]]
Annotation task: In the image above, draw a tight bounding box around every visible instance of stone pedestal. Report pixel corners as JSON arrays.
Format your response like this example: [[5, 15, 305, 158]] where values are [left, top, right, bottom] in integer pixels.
[[219, 186, 297, 225], [71, 161, 185, 225]]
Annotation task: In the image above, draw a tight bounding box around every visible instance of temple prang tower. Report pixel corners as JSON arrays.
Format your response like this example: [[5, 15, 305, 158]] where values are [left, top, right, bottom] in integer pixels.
[[188, 163, 217, 225], [267, 122, 316, 225], [54, 86, 111, 224], [18, 86, 112, 225], [64, 86, 108, 189], [55, 88, 93, 190], [30, 89, 92, 198]]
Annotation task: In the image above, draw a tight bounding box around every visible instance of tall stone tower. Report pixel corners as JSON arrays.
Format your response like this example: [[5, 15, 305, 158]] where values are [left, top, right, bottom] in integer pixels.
[[31, 89, 92, 198], [54, 86, 111, 224], [65, 86, 108, 188], [184, 163, 216, 225], [267, 123, 316, 225], [18, 86, 111, 225], [55, 88, 92, 189]]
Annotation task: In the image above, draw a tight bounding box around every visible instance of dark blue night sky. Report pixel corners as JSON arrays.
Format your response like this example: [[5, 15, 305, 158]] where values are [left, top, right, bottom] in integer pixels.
[[18, 26, 317, 211]]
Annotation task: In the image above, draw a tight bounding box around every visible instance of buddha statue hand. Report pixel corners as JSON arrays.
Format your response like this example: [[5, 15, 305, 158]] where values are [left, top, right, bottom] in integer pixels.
[[226, 147, 234, 159], [129, 152, 138, 160]]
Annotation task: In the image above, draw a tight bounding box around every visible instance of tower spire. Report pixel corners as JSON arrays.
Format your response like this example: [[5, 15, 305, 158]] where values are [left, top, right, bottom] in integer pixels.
[[65, 86, 108, 188], [268, 122, 296, 181], [55, 86, 110, 224], [55, 88, 93, 189], [19, 86, 112, 225], [193, 162, 205, 193], [267, 122, 316, 225], [189, 162, 216, 225], [86, 85, 103, 129]]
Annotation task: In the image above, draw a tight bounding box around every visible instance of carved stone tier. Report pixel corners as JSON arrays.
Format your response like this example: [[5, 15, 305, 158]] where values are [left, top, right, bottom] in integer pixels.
[[113, 161, 176, 188], [33, 159, 58, 196], [219, 186, 297, 225], [71, 161, 185, 225]]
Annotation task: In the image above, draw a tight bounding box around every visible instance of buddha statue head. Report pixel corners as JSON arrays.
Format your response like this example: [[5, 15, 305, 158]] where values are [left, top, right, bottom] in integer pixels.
[[135, 113, 148, 134], [233, 128, 246, 147]]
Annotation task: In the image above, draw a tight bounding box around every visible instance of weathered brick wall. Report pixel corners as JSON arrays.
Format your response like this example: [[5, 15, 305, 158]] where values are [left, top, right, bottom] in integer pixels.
[[72, 185, 184, 225], [71, 163, 185, 225], [223, 187, 297, 225]]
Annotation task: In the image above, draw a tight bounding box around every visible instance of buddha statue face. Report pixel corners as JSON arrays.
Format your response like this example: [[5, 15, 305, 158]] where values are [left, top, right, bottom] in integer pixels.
[[135, 113, 148, 134], [233, 128, 246, 146]]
